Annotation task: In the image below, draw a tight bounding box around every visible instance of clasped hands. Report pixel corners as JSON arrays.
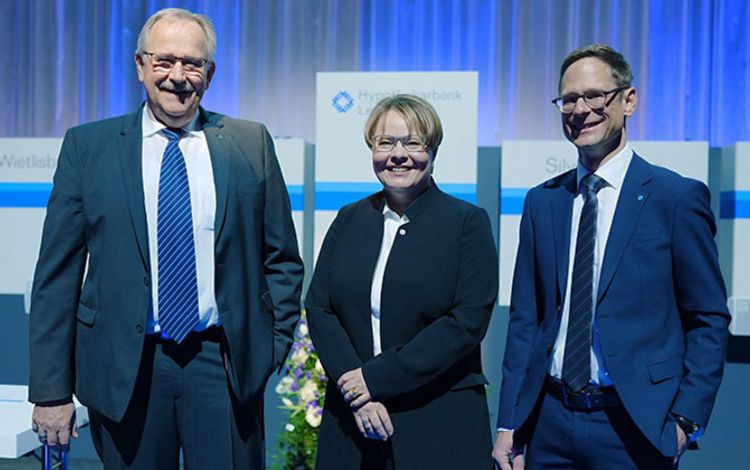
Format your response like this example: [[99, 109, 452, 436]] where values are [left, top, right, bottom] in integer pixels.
[[338, 367, 394, 441]]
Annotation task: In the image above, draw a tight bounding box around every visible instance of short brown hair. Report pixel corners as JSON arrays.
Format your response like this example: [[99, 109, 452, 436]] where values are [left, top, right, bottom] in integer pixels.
[[559, 44, 633, 91], [364, 94, 444, 159]]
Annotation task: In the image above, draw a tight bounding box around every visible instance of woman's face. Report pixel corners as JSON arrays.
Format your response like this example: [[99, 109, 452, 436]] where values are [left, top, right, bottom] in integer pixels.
[[371, 110, 433, 197]]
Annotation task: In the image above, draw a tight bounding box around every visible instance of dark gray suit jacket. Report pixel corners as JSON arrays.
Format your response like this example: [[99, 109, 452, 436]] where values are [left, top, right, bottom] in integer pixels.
[[29, 107, 303, 422]]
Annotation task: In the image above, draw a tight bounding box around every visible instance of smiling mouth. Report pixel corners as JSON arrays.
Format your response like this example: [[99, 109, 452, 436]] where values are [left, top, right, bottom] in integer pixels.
[[575, 121, 602, 133], [387, 167, 413, 173]]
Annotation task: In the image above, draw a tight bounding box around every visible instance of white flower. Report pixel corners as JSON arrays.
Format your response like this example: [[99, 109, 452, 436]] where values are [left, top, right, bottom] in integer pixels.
[[291, 347, 310, 365], [299, 380, 318, 403], [281, 397, 294, 407], [305, 405, 322, 428], [275, 376, 294, 395], [285, 423, 295, 432], [315, 358, 325, 375], [298, 321, 309, 336]]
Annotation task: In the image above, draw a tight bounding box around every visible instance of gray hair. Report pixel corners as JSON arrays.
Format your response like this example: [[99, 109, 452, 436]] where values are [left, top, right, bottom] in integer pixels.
[[136, 8, 217, 62]]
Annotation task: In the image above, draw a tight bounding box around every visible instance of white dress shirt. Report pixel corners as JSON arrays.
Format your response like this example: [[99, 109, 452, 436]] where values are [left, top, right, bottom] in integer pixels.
[[141, 104, 219, 334], [370, 203, 410, 356], [550, 145, 632, 385]]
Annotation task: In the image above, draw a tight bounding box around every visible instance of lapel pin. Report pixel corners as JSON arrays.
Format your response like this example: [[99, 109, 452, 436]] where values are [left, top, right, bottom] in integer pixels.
[[399, 228, 407, 236], [637, 195, 644, 201], [218, 134, 224, 140]]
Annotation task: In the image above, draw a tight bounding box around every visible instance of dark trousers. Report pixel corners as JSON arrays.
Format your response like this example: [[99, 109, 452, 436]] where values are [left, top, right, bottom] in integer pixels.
[[89, 328, 265, 469], [523, 386, 675, 470]]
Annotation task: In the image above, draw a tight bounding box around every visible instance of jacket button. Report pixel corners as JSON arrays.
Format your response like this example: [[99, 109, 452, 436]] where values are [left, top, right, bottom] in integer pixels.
[[135, 325, 143, 334], [399, 228, 406, 236], [143, 276, 149, 286]]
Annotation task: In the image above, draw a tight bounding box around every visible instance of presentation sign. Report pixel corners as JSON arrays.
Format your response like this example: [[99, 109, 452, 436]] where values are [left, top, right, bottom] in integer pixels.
[[0, 138, 61, 295], [719, 143, 750, 336], [315, 71, 478, 258], [498, 140, 710, 306]]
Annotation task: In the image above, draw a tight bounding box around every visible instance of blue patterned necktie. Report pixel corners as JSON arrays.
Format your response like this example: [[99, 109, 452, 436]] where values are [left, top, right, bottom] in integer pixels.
[[562, 173, 605, 392], [157, 128, 200, 343]]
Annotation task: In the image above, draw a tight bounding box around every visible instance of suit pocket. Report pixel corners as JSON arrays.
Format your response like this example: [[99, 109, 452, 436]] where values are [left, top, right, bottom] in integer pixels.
[[76, 302, 97, 326], [647, 355, 683, 384], [632, 230, 670, 243]]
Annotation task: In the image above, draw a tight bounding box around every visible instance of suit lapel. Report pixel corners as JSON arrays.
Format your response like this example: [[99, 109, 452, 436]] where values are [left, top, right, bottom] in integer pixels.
[[551, 172, 576, 302], [118, 109, 150, 272], [597, 154, 652, 302], [201, 109, 229, 241]]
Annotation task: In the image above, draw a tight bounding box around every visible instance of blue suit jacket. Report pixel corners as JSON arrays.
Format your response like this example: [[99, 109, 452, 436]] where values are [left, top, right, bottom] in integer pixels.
[[497, 154, 730, 456], [29, 107, 303, 421]]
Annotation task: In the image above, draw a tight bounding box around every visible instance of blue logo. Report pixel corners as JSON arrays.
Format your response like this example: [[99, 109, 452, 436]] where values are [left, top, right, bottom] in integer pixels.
[[331, 91, 354, 113]]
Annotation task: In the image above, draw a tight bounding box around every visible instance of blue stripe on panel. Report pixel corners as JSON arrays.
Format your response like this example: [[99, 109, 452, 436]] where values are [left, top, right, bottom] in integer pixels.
[[314, 182, 477, 211], [0, 183, 53, 207], [0, 183, 307, 210], [721, 191, 750, 219], [287, 184, 303, 211], [500, 187, 529, 215]]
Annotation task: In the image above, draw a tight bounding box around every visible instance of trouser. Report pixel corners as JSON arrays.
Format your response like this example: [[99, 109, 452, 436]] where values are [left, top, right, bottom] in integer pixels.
[[523, 380, 675, 469], [89, 327, 265, 469]]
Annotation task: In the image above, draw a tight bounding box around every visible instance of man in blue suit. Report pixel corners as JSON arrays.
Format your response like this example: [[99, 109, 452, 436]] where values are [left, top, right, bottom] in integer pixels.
[[28, 8, 303, 469], [493, 45, 729, 469]]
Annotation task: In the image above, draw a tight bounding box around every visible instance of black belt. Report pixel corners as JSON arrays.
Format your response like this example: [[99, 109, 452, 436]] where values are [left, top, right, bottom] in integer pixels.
[[545, 377, 622, 411], [147, 325, 223, 345]]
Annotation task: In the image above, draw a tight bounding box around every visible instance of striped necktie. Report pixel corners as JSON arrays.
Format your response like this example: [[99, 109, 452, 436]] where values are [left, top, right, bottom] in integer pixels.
[[157, 128, 200, 343], [562, 173, 605, 392]]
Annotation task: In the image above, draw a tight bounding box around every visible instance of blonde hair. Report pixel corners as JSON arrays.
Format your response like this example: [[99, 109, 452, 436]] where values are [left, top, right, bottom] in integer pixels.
[[136, 8, 217, 62], [364, 94, 444, 159]]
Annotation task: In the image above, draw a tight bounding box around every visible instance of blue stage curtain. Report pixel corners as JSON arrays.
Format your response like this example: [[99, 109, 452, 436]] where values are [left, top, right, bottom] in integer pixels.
[[1, 0, 747, 146]]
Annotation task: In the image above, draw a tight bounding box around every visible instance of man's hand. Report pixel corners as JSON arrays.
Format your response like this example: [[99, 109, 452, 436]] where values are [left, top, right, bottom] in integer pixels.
[[353, 401, 394, 441], [492, 430, 524, 469], [338, 367, 371, 408], [674, 424, 688, 464], [32, 403, 77, 446]]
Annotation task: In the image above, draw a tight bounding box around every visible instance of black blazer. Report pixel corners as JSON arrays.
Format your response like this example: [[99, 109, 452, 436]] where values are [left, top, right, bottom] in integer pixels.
[[307, 182, 498, 469], [29, 107, 304, 421]]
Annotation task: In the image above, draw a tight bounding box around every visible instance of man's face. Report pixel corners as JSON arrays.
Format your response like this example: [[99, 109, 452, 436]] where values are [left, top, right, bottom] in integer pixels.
[[559, 57, 636, 153], [135, 18, 215, 128]]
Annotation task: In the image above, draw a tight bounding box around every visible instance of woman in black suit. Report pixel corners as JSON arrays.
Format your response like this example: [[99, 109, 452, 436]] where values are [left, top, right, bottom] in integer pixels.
[[306, 94, 498, 469]]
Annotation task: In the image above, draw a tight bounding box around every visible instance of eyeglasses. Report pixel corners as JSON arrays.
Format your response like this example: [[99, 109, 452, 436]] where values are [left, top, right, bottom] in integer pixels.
[[551, 87, 628, 113], [141, 51, 209, 75], [371, 135, 428, 153]]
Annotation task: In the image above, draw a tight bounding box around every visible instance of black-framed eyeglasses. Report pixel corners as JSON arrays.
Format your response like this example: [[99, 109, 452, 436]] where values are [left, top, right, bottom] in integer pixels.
[[371, 134, 428, 153], [551, 86, 628, 113], [141, 51, 209, 74]]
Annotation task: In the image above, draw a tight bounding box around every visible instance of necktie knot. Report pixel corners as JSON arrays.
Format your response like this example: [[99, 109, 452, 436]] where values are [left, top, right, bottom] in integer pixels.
[[582, 173, 605, 195], [162, 128, 182, 142]]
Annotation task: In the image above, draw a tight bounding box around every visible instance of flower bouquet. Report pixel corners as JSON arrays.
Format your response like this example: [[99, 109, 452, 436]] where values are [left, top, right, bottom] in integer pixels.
[[270, 314, 327, 469]]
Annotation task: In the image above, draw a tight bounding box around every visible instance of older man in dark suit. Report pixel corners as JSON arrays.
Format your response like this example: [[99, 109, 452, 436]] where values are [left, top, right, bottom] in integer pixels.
[[29, 8, 303, 469]]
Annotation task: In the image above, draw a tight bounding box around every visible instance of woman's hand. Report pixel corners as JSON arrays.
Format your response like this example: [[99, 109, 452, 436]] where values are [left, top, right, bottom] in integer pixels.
[[338, 367, 372, 408], [353, 401, 394, 441]]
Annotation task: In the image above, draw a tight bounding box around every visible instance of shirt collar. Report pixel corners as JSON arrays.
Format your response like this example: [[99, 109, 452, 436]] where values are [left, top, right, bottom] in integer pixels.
[[576, 144, 632, 193], [382, 201, 410, 222], [141, 103, 202, 139]]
